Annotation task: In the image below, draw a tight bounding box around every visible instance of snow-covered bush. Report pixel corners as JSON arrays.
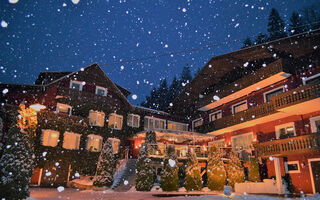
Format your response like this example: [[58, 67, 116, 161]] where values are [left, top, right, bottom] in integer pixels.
[[248, 157, 261, 182], [184, 150, 202, 191], [0, 119, 33, 199], [93, 140, 115, 188], [207, 146, 226, 191], [135, 144, 155, 191], [161, 146, 179, 191], [145, 131, 157, 144], [227, 150, 245, 188]]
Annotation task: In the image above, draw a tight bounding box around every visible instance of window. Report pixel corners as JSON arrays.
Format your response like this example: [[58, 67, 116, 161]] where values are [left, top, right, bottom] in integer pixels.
[[264, 86, 285, 102], [168, 121, 188, 131], [310, 116, 320, 133], [127, 114, 140, 128], [108, 138, 120, 154], [56, 103, 72, 115], [285, 161, 300, 173], [144, 117, 166, 130], [192, 118, 203, 131], [89, 110, 105, 127], [70, 80, 83, 91], [232, 100, 248, 114], [95, 86, 107, 96], [209, 110, 222, 122], [208, 139, 225, 148], [231, 132, 253, 151], [63, 132, 81, 150], [87, 134, 103, 152], [41, 129, 59, 147], [275, 122, 296, 139], [108, 113, 123, 130], [303, 73, 320, 85]]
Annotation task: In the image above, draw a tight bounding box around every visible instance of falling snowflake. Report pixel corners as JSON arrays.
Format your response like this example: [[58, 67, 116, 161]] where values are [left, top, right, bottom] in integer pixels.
[[2, 88, 8, 94], [124, 180, 129, 185], [213, 95, 220, 101], [71, 0, 80, 4], [42, 152, 47, 157], [63, 3, 67, 7], [9, 0, 19, 4], [169, 103, 173, 106], [1, 20, 8, 28], [169, 159, 176, 167], [132, 94, 137, 100], [120, 65, 124, 70], [75, 172, 80, 178], [45, 172, 52, 176], [182, 8, 187, 13], [269, 157, 274, 161], [243, 62, 249, 67], [57, 186, 65, 192]]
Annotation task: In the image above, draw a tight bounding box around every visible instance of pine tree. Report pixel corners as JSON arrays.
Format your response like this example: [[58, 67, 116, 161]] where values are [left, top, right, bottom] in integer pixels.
[[0, 119, 33, 200], [242, 37, 253, 48], [93, 140, 115, 188], [248, 158, 261, 182], [157, 79, 169, 111], [207, 146, 226, 191], [145, 131, 157, 144], [135, 144, 155, 191], [302, 6, 320, 31], [161, 146, 179, 191], [255, 33, 268, 44], [180, 64, 192, 90], [267, 8, 287, 41], [289, 12, 304, 35], [227, 151, 244, 188], [184, 150, 202, 191], [167, 76, 180, 107]]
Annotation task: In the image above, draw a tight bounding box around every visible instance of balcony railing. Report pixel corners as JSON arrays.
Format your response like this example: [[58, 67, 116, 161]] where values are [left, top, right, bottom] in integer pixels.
[[147, 144, 208, 159], [254, 133, 320, 157], [196, 82, 320, 133]]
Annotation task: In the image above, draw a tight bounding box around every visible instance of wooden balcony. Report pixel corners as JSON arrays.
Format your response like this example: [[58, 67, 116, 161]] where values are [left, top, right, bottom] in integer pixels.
[[254, 133, 320, 157], [147, 144, 208, 160], [196, 82, 320, 134]]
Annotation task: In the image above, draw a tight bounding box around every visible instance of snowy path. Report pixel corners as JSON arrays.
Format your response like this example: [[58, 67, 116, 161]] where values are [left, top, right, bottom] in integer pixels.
[[30, 188, 318, 200]]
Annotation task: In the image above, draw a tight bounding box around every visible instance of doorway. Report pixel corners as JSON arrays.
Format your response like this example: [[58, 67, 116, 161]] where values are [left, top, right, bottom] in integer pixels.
[[308, 158, 320, 194]]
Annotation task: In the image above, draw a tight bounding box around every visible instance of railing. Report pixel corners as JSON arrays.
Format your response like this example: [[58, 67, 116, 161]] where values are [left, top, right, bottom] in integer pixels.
[[147, 144, 208, 159], [272, 82, 320, 109], [254, 133, 320, 157], [196, 82, 320, 133]]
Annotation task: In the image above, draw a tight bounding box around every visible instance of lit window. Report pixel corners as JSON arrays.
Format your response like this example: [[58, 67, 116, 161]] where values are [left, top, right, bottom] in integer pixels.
[[275, 122, 296, 139], [303, 73, 320, 85], [56, 103, 72, 115], [41, 129, 59, 147], [209, 110, 222, 121], [168, 121, 188, 131], [310, 116, 320, 133], [63, 132, 81, 150], [87, 134, 103, 152], [108, 138, 120, 154], [192, 118, 203, 131], [231, 132, 253, 151], [232, 101, 248, 114], [285, 161, 300, 173], [89, 110, 105, 127], [208, 139, 225, 148], [70, 80, 83, 91], [264, 86, 284, 102], [95, 86, 107, 96], [108, 113, 123, 130], [144, 117, 166, 130], [127, 114, 140, 128]]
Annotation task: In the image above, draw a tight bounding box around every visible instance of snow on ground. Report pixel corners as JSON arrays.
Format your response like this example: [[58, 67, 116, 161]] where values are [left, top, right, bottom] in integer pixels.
[[30, 188, 320, 200], [71, 176, 94, 186]]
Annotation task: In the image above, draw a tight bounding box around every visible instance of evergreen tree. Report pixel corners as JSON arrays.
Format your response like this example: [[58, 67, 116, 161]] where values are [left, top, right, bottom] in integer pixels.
[[248, 158, 261, 182], [157, 79, 169, 111], [161, 146, 179, 191], [302, 6, 320, 31], [207, 146, 226, 191], [180, 64, 192, 90], [255, 33, 268, 44], [242, 37, 253, 48], [184, 150, 202, 191], [135, 144, 155, 191], [145, 131, 157, 144], [93, 140, 115, 188], [0, 119, 33, 200], [227, 151, 245, 188], [167, 76, 180, 107], [267, 8, 287, 41], [289, 12, 305, 35]]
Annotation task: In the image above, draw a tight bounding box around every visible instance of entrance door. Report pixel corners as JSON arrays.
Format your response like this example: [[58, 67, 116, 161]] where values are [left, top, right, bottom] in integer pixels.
[[309, 159, 320, 193]]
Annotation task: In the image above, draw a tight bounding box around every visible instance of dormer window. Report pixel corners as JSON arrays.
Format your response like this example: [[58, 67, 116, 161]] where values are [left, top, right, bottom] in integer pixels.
[[95, 86, 107, 96], [70, 80, 83, 91], [56, 103, 72, 115]]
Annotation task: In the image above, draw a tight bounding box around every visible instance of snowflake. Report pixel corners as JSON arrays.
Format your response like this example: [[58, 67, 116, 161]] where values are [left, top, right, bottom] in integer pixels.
[[9, 0, 19, 4], [57, 186, 64, 192], [1, 20, 8, 28], [132, 94, 137, 100], [120, 65, 124, 70], [124, 180, 129, 185], [213, 95, 220, 101], [75, 172, 80, 178], [2, 88, 9, 94], [45, 171, 52, 176], [182, 8, 187, 13], [71, 0, 80, 5], [169, 159, 176, 167]]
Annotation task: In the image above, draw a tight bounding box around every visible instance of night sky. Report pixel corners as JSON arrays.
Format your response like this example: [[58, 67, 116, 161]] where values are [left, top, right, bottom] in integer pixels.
[[0, 0, 318, 105]]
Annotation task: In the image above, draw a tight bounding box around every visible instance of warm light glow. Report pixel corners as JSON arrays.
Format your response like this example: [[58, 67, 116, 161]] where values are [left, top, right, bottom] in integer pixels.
[[202, 145, 207, 151], [135, 145, 138, 149], [138, 144, 141, 147], [30, 103, 46, 112]]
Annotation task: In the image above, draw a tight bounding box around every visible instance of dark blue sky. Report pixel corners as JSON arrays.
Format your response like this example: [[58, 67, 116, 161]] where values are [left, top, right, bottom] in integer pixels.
[[0, 0, 318, 105]]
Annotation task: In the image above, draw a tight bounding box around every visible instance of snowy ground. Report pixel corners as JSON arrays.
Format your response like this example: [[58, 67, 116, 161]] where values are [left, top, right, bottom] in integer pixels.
[[30, 188, 319, 200]]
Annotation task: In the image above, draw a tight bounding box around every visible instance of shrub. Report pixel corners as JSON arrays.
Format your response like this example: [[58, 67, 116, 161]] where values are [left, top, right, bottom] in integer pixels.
[[207, 146, 226, 191]]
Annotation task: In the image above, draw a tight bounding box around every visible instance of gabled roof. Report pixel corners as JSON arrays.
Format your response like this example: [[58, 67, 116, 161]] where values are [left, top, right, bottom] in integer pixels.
[[35, 72, 72, 85], [172, 29, 320, 114]]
